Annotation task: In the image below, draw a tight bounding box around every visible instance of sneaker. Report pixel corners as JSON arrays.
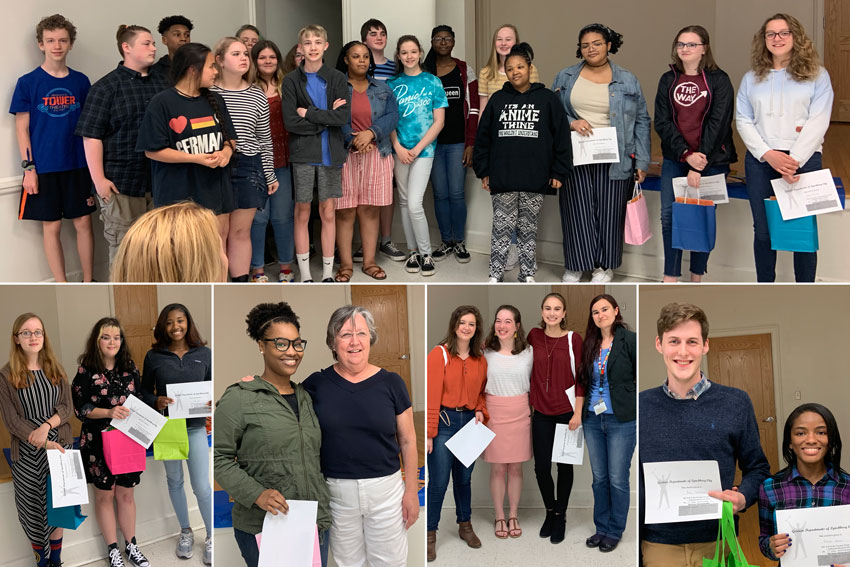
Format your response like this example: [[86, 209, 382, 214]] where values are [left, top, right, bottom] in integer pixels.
[[125, 542, 150, 567], [421, 254, 436, 276], [453, 241, 471, 263], [203, 536, 211, 564], [521, 275, 536, 283], [380, 241, 407, 262], [488, 277, 499, 283], [278, 270, 294, 283], [251, 273, 269, 283], [431, 241, 453, 261], [353, 247, 364, 263], [176, 529, 194, 559], [108, 548, 126, 567], [591, 268, 614, 283], [561, 269, 582, 283], [405, 252, 422, 273], [505, 244, 519, 270]]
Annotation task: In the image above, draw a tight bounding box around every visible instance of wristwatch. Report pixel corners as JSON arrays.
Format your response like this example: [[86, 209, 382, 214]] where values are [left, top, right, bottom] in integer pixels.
[[21, 159, 35, 171]]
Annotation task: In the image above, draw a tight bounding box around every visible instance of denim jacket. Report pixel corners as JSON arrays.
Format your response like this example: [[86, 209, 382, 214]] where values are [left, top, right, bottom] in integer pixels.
[[342, 75, 399, 157], [552, 61, 651, 180]]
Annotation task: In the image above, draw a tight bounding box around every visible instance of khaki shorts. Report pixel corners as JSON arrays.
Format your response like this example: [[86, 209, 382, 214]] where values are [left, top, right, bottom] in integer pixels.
[[99, 192, 153, 264]]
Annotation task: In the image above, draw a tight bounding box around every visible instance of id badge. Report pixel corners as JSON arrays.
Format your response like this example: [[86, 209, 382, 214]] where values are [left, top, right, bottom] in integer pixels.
[[593, 400, 608, 415]]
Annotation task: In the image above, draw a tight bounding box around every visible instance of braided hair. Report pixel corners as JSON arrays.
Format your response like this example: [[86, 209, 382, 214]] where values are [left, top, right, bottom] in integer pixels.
[[171, 43, 232, 147]]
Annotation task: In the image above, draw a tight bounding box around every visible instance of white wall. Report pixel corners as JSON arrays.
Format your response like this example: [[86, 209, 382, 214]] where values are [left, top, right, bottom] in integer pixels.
[[260, 0, 343, 60]]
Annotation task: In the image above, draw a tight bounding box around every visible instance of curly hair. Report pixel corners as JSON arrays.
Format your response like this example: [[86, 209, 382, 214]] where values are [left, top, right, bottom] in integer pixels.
[[78, 317, 136, 375], [246, 302, 300, 342], [751, 13, 820, 82], [36, 14, 77, 44], [484, 305, 529, 354], [157, 15, 193, 35], [152, 304, 207, 350], [576, 23, 623, 59]]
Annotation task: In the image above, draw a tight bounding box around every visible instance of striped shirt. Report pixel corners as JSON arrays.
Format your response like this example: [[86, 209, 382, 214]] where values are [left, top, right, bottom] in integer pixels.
[[484, 347, 533, 396], [372, 60, 396, 82], [758, 466, 850, 560], [210, 84, 276, 184]]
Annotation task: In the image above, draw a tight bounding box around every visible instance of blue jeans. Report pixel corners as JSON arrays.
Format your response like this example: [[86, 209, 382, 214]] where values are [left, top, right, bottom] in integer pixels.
[[431, 143, 467, 243], [234, 527, 329, 567], [250, 165, 294, 269], [427, 408, 476, 531], [164, 425, 212, 537], [744, 151, 820, 282], [583, 413, 636, 540], [660, 159, 729, 277]]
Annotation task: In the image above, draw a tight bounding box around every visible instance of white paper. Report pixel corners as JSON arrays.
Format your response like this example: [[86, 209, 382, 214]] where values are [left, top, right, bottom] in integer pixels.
[[770, 169, 843, 220], [673, 173, 729, 205], [110, 394, 168, 449], [444, 419, 496, 468], [551, 424, 584, 465], [565, 386, 576, 410], [258, 500, 318, 567], [571, 127, 620, 166], [775, 504, 850, 567], [642, 460, 722, 524], [47, 449, 88, 507], [167, 382, 212, 419]]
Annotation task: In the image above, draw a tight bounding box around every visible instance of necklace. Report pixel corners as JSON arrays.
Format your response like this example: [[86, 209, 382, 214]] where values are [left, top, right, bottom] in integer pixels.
[[543, 331, 563, 392], [174, 87, 198, 98]]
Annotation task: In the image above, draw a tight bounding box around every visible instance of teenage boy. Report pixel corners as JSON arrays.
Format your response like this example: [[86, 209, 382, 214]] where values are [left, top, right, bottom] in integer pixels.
[[361, 18, 406, 262], [282, 24, 350, 282], [10, 14, 96, 282], [639, 303, 770, 567], [76, 25, 168, 265], [151, 15, 193, 82]]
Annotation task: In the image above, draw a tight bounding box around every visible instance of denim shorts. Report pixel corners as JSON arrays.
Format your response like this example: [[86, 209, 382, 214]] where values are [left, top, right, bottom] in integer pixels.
[[231, 152, 269, 210]]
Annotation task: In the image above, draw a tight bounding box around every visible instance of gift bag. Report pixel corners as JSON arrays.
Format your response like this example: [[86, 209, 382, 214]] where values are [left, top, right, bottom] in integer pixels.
[[703, 501, 752, 567], [672, 186, 716, 253], [764, 198, 819, 253], [624, 182, 652, 245], [154, 418, 189, 460], [46, 476, 87, 529], [102, 428, 146, 474]]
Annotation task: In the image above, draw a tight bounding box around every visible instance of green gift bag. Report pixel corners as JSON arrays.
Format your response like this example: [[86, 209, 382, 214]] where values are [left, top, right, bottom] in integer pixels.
[[703, 501, 752, 567], [153, 418, 189, 460]]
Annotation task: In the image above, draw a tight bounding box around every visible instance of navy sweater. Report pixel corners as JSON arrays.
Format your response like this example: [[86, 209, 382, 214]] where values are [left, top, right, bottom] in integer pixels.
[[141, 346, 211, 428], [639, 382, 770, 544]]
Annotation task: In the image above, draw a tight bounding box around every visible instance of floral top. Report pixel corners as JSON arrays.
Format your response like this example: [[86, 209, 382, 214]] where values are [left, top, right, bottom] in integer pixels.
[[72, 362, 141, 432]]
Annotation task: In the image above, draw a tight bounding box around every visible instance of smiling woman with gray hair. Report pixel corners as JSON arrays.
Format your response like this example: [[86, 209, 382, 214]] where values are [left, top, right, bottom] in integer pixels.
[[303, 304, 419, 566]]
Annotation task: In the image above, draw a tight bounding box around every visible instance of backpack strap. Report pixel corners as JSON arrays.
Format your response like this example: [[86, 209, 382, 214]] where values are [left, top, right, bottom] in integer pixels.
[[439, 344, 448, 367], [567, 331, 575, 378]]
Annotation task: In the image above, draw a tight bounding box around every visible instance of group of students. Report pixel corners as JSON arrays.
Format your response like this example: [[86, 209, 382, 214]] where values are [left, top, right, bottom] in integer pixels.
[[426, 292, 637, 561], [0, 305, 212, 567]]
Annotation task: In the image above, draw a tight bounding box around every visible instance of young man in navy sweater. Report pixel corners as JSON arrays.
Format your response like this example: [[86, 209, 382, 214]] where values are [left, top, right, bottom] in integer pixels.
[[639, 303, 770, 567]]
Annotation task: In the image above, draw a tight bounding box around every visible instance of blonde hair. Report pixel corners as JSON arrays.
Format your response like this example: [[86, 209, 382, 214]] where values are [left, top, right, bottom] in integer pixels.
[[751, 13, 820, 82], [299, 24, 327, 44], [214, 36, 253, 82], [110, 202, 226, 283], [481, 24, 519, 84], [7, 313, 66, 389]]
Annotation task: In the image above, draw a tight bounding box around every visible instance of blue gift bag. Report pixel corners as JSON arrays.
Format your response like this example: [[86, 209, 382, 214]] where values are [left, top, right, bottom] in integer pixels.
[[764, 199, 819, 252], [46, 476, 87, 529], [672, 194, 716, 253]]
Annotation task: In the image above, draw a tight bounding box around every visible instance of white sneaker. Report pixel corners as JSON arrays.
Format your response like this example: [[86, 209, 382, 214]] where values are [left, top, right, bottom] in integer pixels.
[[203, 535, 212, 564], [488, 277, 499, 283], [176, 529, 194, 558], [108, 548, 126, 567], [591, 268, 614, 283], [505, 244, 519, 270], [522, 276, 536, 283], [561, 269, 582, 283]]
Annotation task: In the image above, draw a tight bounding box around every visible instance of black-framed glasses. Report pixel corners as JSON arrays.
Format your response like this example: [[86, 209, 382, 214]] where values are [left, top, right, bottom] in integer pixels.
[[675, 42, 704, 50], [262, 337, 307, 352], [765, 30, 792, 40], [16, 330, 44, 339], [431, 36, 454, 44]]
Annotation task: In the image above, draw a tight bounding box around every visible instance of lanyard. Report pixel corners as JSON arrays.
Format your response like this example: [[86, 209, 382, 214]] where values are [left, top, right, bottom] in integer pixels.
[[596, 347, 611, 393]]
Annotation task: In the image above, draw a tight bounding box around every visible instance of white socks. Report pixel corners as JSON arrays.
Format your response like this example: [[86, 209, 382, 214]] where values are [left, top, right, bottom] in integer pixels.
[[296, 253, 311, 282], [322, 256, 334, 281]]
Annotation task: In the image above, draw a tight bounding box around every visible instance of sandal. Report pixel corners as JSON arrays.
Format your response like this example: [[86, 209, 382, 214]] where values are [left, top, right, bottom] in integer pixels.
[[494, 519, 508, 539], [334, 267, 353, 282], [362, 264, 387, 280], [508, 517, 522, 538]]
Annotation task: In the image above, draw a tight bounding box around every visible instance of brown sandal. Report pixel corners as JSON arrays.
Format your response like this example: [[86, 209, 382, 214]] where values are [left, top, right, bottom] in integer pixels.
[[361, 264, 387, 280], [334, 267, 353, 282], [494, 518, 508, 539], [508, 517, 522, 538]]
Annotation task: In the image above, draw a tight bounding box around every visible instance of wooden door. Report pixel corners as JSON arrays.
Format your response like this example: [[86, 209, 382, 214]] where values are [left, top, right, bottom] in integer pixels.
[[551, 285, 604, 338], [825, 0, 850, 122], [113, 285, 158, 374], [707, 333, 778, 567]]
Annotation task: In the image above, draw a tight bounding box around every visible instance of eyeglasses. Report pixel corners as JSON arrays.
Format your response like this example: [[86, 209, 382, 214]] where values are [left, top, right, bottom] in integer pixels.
[[262, 337, 307, 352], [676, 42, 704, 50], [432, 36, 454, 44], [337, 331, 370, 342], [765, 30, 792, 40], [580, 41, 606, 50], [16, 330, 44, 339]]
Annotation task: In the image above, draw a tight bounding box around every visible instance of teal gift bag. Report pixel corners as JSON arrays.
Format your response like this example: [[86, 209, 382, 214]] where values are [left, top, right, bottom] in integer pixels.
[[46, 476, 87, 529], [764, 198, 818, 252]]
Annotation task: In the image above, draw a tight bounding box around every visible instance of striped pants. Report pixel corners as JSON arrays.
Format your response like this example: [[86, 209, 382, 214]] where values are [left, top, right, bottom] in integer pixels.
[[559, 163, 631, 272], [490, 191, 544, 281], [10, 435, 61, 548]]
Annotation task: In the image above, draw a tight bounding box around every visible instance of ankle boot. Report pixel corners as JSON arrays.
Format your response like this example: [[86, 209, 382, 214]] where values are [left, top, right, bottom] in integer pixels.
[[427, 530, 437, 562], [458, 520, 482, 548], [550, 512, 566, 544], [539, 509, 555, 538]]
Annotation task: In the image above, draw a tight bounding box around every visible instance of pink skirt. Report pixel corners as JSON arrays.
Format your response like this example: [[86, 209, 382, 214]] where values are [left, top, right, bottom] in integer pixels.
[[483, 393, 532, 463]]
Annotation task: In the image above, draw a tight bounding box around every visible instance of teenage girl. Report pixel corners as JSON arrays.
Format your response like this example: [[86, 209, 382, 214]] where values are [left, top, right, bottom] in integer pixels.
[[387, 35, 447, 277]]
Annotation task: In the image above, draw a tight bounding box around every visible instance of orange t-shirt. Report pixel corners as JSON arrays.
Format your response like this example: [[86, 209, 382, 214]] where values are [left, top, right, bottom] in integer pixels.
[[426, 344, 489, 438]]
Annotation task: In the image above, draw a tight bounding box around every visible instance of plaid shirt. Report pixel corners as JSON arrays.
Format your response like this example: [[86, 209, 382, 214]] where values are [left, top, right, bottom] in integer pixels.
[[662, 372, 711, 400], [758, 466, 850, 560], [75, 63, 167, 197]]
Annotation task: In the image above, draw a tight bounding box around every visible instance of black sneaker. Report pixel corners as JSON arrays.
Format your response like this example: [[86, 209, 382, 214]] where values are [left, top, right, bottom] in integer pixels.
[[125, 542, 150, 567], [421, 254, 436, 276], [108, 548, 126, 567], [453, 241, 471, 263], [353, 246, 364, 263], [381, 241, 407, 262], [405, 252, 422, 273], [431, 242, 453, 261]]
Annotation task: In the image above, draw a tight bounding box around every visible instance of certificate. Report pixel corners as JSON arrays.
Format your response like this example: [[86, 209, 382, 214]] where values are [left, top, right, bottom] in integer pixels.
[[673, 173, 729, 205], [167, 382, 212, 419], [444, 419, 496, 468], [258, 500, 318, 567], [770, 169, 843, 220], [47, 449, 88, 507], [551, 424, 584, 465], [110, 394, 168, 449], [775, 504, 850, 567], [642, 460, 722, 524], [571, 127, 620, 166], [565, 386, 576, 410]]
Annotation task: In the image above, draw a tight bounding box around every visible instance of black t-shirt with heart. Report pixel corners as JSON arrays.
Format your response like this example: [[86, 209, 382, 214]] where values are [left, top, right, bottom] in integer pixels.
[[136, 88, 237, 213]]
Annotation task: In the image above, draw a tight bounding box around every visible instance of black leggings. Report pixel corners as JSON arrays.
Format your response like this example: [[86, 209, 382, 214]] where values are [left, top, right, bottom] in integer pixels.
[[531, 410, 574, 514]]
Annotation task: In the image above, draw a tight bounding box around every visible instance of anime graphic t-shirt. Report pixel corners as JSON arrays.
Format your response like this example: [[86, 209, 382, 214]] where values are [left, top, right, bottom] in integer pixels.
[[387, 71, 448, 158], [136, 88, 237, 213]]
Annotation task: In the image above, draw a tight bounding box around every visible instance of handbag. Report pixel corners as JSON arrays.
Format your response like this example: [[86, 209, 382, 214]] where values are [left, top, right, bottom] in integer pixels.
[[46, 476, 87, 529], [764, 198, 819, 252], [154, 418, 190, 460], [672, 185, 716, 253], [102, 428, 147, 475], [703, 501, 752, 567], [624, 182, 652, 245]]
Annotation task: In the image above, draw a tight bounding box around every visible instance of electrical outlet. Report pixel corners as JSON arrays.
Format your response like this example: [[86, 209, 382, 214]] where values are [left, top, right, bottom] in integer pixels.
[[795, 391, 801, 400]]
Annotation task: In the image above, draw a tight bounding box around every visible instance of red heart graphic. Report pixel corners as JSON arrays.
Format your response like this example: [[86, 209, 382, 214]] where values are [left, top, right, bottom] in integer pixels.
[[169, 116, 188, 134]]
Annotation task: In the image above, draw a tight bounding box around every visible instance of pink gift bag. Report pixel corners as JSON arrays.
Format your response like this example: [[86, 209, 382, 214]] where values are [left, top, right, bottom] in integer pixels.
[[624, 182, 652, 245], [255, 525, 321, 566], [102, 429, 146, 475]]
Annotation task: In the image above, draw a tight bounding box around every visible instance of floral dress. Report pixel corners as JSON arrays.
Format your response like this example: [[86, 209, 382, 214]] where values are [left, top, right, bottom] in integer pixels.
[[71, 363, 143, 490]]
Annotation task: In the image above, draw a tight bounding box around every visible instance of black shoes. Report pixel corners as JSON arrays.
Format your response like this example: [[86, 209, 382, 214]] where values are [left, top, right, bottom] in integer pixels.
[[599, 536, 619, 552], [586, 533, 604, 548], [549, 512, 566, 544], [539, 509, 555, 538]]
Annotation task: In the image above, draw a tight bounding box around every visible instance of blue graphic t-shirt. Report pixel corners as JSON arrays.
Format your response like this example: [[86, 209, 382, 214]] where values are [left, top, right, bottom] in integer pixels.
[[9, 66, 90, 173], [387, 71, 448, 158], [305, 72, 331, 166]]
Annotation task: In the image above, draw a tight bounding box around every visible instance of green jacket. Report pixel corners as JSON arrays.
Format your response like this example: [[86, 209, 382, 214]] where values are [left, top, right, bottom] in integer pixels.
[[214, 376, 330, 533]]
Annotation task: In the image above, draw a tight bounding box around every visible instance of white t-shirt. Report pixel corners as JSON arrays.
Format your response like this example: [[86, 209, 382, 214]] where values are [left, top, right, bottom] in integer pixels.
[[484, 347, 533, 396]]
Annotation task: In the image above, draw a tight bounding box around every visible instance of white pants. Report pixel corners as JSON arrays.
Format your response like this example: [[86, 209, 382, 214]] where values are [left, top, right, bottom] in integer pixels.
[[393, 156, 434, 255], [327, 471, 407, 567]]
